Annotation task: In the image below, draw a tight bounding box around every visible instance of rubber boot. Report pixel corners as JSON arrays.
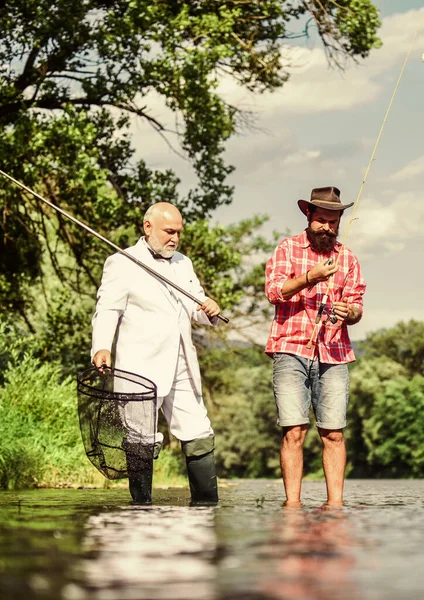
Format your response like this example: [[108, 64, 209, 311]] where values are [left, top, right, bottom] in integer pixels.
[[186, 451, 219, 505], [123, 442, 154, 505], [182, 436, 218, 506], [128, 469, 153, 505]]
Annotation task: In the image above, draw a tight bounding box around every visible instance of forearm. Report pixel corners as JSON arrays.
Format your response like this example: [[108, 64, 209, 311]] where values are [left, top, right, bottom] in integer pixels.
[[280, 260, 338, 300], [281, 271, 311, 300]]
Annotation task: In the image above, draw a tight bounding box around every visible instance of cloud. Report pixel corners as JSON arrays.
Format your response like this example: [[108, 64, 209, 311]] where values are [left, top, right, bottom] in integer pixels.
[[390, 156, 424, 181], [218, 48, 382, 114], [342, 190, 424, 256], [353, 305, 424, 341], [218, 7, 424, 116], [318, 140, 366, 160], [125, 7, 424, 182], [280, 149, 321, 166], [376, 8, 424, 66]]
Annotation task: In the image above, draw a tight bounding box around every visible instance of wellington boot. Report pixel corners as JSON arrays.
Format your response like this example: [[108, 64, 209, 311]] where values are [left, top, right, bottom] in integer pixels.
[[124, 442, 154, 505], [128, 471, 153, 505], [186, 451, 218, 506]]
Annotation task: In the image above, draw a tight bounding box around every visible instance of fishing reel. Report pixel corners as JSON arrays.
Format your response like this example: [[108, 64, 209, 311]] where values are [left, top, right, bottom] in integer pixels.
[[324, 305, 338, 324], [315, 303, 338, 325]]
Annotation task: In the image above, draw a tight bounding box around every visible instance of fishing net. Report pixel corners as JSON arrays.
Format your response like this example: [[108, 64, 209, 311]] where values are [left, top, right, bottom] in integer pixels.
[[77, 367, 157, 480]]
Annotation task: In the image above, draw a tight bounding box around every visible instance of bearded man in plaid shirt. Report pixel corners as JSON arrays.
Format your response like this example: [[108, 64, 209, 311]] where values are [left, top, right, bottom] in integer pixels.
[[265, 186, 366, 506]]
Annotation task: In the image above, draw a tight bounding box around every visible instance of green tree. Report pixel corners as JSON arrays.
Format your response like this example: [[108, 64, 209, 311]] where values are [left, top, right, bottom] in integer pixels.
[[0, 0, 381, 320], [359, 320, 424, 377], [203, 347, 281, 478], [200, 344, 330, 479], [346, 321, 424, 478], [346, 356, 407, 477], [364, 374, 424, 477], [347, 355, 424, 477], [0, 326, 93, 488]]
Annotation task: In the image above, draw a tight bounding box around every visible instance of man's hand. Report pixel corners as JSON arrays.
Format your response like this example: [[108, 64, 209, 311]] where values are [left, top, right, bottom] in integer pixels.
[[332, 300, 349, 322], [332, 299, 362, 325], [309, 259, 338, 284], [197, 298, 220, 318], [92, 349, 112, 372]]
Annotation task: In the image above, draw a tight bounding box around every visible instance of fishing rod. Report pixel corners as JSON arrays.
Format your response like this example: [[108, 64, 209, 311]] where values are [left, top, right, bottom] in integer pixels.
[[306, 22, 422, 350], [0, 169, 229, 324]]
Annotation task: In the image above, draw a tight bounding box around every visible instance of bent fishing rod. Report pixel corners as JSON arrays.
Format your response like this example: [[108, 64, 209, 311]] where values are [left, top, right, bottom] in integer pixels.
[[306, 21, 422, 350], [0, 169, 229, 324]]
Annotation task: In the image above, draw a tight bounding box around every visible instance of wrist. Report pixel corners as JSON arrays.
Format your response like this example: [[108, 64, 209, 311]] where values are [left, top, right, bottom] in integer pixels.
[[305, 270, 313, 286]]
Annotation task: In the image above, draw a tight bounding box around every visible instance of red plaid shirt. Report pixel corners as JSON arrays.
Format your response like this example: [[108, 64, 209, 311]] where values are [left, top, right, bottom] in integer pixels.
[[265, 231, 366, 363]]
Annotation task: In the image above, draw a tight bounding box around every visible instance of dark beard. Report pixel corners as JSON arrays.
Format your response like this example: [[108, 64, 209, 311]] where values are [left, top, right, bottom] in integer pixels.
[[306, 226, 338, 254]]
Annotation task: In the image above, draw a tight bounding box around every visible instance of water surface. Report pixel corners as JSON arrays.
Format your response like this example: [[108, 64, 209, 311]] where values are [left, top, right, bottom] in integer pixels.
[[1, 479, 424, 599]]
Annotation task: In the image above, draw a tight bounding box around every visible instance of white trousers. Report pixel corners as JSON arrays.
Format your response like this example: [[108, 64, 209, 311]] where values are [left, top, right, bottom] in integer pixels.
[[122, 343, 213, 445]]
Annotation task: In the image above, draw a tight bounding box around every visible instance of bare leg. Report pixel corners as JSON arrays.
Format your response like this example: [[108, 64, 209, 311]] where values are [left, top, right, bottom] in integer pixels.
[[280, 425, 308, 505], [318, 428, 346, 505]]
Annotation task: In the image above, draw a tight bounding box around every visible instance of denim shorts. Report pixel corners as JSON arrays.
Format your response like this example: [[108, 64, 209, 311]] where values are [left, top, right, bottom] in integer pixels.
[[273, 353, 349, 430]]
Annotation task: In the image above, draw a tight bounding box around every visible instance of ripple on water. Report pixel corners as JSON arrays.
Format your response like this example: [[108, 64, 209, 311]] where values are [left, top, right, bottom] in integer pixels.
[[1, 480, 424, 599]]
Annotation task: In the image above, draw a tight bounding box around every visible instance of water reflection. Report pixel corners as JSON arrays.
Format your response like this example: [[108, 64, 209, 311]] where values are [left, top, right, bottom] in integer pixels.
[[216, 495, 363, 600], [74, 506, 218, 600], [255, 506, 360, 600], [2, 482, 424, 600]]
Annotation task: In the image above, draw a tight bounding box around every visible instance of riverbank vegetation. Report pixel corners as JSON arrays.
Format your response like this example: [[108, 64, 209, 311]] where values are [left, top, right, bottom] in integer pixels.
[[0, 319, 423, 489]]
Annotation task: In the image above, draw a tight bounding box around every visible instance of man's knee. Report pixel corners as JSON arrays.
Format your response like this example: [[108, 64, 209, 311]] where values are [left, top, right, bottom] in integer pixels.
[[282, 425, 308, 449], [181, 434, 215, 458], [318, 428, 344, 446]]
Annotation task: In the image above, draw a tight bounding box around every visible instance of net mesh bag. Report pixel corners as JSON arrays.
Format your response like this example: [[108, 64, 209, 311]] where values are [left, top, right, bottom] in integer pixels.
[[77, 367, 157, 480]]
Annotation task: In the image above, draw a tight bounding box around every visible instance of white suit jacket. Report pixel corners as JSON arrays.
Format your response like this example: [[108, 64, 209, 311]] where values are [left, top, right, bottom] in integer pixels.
[[91, 238, 217, 397]]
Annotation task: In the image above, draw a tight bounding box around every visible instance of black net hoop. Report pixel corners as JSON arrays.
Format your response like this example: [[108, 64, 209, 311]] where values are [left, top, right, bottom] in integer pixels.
[[77, 367, 157, 480]]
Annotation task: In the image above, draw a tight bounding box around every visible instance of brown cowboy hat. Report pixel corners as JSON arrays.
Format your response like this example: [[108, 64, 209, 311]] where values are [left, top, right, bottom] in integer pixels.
[[298, 186, 354, 215]]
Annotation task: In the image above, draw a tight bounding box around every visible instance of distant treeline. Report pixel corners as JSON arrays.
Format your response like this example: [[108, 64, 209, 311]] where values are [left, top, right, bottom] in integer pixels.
[[0, 319, 423, 489]]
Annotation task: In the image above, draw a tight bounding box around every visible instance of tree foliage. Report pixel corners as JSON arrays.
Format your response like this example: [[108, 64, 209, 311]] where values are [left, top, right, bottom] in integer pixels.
[[364, 374, 424, 477], [347, 321, 424, 478], [358, 320, 424, 377], [0, 327, 91, 489], [0, 0, 381, 322], [201, 346, 281, 478]]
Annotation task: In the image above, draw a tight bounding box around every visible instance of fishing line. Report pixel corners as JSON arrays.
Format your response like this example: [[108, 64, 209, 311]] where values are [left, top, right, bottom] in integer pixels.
[[306, 21, 423, 350]]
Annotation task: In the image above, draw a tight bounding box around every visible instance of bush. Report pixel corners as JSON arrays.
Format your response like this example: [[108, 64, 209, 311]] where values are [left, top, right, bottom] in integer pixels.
[[0, 349, 100, 489]]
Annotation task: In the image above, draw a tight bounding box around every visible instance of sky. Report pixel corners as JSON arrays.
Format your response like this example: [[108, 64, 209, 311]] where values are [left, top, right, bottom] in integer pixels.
[[132, 1, 424, 342]]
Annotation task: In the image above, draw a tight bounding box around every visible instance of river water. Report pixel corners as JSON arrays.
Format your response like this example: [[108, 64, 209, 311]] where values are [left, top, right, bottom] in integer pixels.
[[1, 479, 424, 600]]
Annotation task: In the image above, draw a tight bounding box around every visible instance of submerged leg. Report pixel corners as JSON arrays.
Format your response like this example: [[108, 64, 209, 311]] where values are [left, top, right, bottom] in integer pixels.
[[281, 425, 308, 505], [318, 428, 346, 505]]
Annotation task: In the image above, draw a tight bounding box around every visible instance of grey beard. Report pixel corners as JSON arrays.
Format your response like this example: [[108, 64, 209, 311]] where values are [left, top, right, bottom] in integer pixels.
[[147, 234, 177, 258], [306, 227, 338, 254]]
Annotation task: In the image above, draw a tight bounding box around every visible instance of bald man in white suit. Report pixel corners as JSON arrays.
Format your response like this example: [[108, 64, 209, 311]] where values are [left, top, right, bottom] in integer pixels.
[[92, 203, 220, 504]]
